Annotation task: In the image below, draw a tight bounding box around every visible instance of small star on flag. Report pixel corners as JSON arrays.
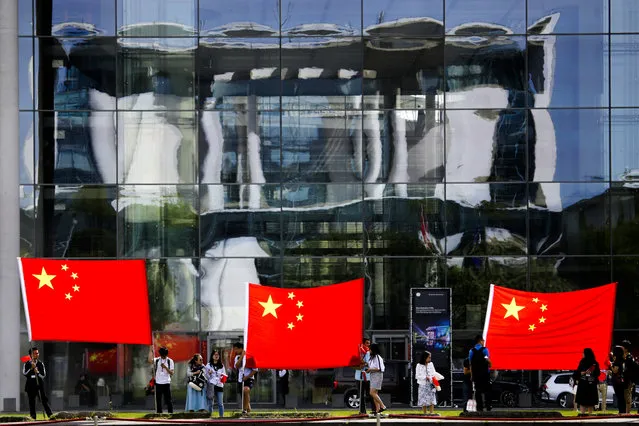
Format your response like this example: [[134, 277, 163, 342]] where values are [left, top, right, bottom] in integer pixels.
[[539, 316, 546, 323], [65, 293, 72, 300], [532, 297, 539, 303], [528, 324, 536, 331], [287, 322, 294, 330], [61, 264, 69, 271], [540, 304, 548, 312], [296, 300, 304, 308], [73, 285, 80, 292], [288, 292, 295, 300], [71, 272, 78, 280], [296, 313, 303, 321]]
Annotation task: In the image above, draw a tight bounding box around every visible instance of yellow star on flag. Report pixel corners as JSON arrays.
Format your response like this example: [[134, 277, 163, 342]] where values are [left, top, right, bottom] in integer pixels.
[[61, 264, 69, 271], [73, 285, 80, 292], [296, 300, 304, 308], [288, 292, 295, 300], [529, 324, 536, 331], [296, 313, 303, 321], [65, 293, 72, 300], [539, 316, 546, 323], [540, 304, 548, 312], [259, 295, 282, 318], [33, 268, 56, 289], [502, 297, 525, 320], [287, 322, 294, 330], [532, 297, 539, 303], [71, 272, 78, 280]]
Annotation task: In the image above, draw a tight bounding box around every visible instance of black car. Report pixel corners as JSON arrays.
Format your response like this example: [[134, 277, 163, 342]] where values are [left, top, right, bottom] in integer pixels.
[[331, 360, 410, 409], [452, 370, 530, 408]]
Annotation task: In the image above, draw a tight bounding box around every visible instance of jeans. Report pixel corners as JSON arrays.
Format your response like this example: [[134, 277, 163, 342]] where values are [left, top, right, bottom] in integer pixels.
[[208, 391, 224, 417]]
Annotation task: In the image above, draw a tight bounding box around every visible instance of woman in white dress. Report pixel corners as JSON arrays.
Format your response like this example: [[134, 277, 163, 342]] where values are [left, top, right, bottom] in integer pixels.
[[366, 344, 387, 414], [415, 351, 437, 415]]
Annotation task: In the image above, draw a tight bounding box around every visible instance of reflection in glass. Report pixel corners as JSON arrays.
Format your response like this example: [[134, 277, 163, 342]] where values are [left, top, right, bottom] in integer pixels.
[[445, 184, 527, 256], [20, 185, 36, 257], [365, 257, 444, 329], [363, 0, 444, 37], [19, 0, 33, 36], [612, 258, 639, 329], [611, 35, 639, 108], [20, 112, 35, 185], [528, 0, 608, 34], [199, 0, 279, 36], [19, 37, 33, 110], [611, 190, 639, 255], [201, 257, 280, 332], [117, 184, 198, 258], [282, 0, 360, 36], [146, 258, 199, 332], [446, 0, 525, 34], [530, 257, 610, 292], [447, 256, 527, 330], [611, 0, 639, 33], [281, 189, 363, 256], [35, 185, 117, 257], [117, 0, 197, 36], [611, 108, 639, 182], [39, 0, 116, 36]]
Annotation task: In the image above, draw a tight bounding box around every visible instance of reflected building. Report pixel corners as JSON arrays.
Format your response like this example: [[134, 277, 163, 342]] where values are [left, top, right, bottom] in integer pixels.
[[4, 0, 638, 412]]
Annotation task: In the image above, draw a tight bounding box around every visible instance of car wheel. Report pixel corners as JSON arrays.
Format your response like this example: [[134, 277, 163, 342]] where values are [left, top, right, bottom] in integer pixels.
[[500, 391, 517, 408], [558, 392, 572, 408], [345, 390, 360, 409]]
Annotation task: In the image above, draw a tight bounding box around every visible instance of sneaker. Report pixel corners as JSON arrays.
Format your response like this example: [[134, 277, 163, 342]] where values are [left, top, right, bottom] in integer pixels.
[[379, 407, 386, 413]]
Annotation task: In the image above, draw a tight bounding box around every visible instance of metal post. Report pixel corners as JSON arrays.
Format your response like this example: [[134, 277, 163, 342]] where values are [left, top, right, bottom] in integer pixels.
[[0, 0, 21, 413]]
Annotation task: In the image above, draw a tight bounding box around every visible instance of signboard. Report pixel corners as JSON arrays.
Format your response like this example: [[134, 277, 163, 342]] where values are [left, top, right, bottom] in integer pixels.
[[410, 288, 452, 407]]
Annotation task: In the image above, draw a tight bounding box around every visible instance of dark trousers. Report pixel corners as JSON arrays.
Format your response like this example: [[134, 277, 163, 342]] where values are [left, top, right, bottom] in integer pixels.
[[155, 383, 173, 413], [473, 380, 492, 412], [462, 381, 472, 411], [27, 388, 52, 419], [613, 384, 626, 414]]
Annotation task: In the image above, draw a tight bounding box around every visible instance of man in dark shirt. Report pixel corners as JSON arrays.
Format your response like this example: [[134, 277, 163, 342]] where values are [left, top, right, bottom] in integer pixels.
[[22, 347, 53, 420], [468, 335, 492, 411]]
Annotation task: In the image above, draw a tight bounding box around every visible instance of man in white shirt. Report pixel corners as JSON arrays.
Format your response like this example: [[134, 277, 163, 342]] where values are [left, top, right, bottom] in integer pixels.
[[148, 346, 174, 413], [233, 343, 257, 415]]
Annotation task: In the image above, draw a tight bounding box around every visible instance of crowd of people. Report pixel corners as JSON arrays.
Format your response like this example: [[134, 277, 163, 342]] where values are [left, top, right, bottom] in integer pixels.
[[19, 336, 639, 419]]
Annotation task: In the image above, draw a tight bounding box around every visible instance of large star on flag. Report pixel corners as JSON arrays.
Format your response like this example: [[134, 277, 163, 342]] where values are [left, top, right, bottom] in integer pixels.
[[259, 295, 282, 318], [33, 268, 56, 290], [502, 297, 525, 320]]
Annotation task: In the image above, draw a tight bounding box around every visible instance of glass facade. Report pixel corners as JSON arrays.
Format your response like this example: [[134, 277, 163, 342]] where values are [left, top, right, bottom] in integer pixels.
[[14, 0, 639, 409]]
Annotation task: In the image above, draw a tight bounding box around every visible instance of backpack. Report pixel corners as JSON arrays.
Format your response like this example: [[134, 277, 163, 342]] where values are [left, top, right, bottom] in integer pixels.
[[470, 347, 489, 382], [624, 355, 639, 383]]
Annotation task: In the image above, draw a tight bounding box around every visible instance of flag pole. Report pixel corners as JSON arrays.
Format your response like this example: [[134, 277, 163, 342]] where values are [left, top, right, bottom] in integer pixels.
[[151, 333, 157, 414]]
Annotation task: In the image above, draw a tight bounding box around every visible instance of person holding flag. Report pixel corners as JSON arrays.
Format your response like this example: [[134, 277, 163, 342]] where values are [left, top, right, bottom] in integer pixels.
[[22, 347, 52, 420], [356, 337, 371, 413]]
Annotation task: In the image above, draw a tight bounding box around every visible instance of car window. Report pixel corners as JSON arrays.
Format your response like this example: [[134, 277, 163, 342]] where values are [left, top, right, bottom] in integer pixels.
[[555, 374, 571, 384]]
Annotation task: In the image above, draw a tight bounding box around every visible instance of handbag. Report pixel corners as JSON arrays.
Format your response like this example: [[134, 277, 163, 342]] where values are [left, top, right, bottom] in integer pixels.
[[145, 378, 155, 396], [188, 371, 207, 392], [466, 397, 477, 412]]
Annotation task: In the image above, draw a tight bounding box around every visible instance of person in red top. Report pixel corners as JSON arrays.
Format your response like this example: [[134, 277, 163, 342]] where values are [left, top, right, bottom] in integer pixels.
[[598, 352, 612, 412]]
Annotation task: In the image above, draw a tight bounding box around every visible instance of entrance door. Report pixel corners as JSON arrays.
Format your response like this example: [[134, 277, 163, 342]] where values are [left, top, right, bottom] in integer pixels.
[[207, 334, 276, 404], [372, 334, 408, 360]]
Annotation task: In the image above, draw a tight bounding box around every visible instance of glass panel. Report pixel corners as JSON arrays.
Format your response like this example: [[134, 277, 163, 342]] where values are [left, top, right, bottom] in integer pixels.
[[364, 193, 443, 257], [445, 36, 526, 109], [117, 0, 197, 37], [200, 257, 281, 332], [611, 35, 639, 108], [20, 185, 36, 257], [528, 0, 608, 34], [611, 190, 639, 255], [612, 108, 639, 182], [446, 0, 526, 35], [364, 38, 443, 109], [20, 112, 35, 185], [118, 38, 196, 106], [199, 38, 280, 111], [199, 109, 280, 184], [363, 0, 444, 37], [199, 0, 279, 36], [281, 111, 362, 183], [35, 185, 117, 257], [530, 256, 611, 292], [19, 38, 33, 110], [281, 195, 363, 256], [147, 259, 199, 331], [365, 257, 445, 330], [445, 109, 529, 184], [281, 0, 360, 36], [445, 184, 528, 256], [36, 111, 116, 184], [611, 0, 639, 32], [117, 184, 198, 257], [528, 35, 608, 108], [446, 256, 527, 331], [35, 37, 117, 110], [536, 109, 609, 182], [117, 110, 197, 184], [612, 257, 639, 329], [37, 0, 116, 36], [530, 182, 609, 255], [19, 0, 33, 36], [282, 256, 362, 284]]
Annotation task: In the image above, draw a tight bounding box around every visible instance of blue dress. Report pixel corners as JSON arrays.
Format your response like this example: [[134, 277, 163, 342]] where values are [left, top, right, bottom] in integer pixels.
[[185, 367, 208, 412]]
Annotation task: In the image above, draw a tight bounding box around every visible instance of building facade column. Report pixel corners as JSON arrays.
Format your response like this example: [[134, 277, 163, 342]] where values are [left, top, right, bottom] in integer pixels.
[[0, 0, 21, 413]]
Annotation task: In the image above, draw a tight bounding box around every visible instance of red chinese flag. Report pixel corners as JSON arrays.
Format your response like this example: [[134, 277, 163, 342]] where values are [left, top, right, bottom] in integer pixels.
[[484, 283, 616, 370], [153, 333, 200, 362], [19, 258, 151, 345], [20, 355, 31, 363], [245, 279, 364, 369], [87, 348, 117, 374]]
